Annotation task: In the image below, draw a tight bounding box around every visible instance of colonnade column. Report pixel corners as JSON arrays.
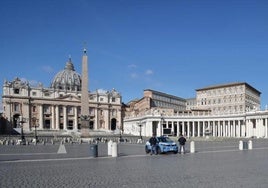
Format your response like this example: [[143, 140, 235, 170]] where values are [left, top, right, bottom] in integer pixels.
[[212, 121, 216, 137], [197, 121, 200, 137], [187, 122, 190, 137], [202, 121, 205, 137], [182, 122, 185, 136], [264, 118, 268, 138], [192, 121, 195, 137]]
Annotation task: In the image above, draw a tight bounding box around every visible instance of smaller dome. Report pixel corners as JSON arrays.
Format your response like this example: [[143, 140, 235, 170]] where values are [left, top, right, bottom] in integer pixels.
[[51, 57, 81, 91]]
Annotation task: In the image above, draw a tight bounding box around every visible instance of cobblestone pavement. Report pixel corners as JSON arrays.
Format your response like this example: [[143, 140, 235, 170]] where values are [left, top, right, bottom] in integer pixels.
[[1, 139, 268, 188]]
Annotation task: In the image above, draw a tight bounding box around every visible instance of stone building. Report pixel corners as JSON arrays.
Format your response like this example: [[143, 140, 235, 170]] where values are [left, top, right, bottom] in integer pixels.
[[1, 50, 122, 135], [124, 89, 186, 118], [195, 82, 261, 114], [124, 83, 268, 138]]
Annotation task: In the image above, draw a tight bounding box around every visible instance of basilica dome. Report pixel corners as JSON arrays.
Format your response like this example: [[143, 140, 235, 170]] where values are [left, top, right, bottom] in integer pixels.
[[51, 57, 81, 91]]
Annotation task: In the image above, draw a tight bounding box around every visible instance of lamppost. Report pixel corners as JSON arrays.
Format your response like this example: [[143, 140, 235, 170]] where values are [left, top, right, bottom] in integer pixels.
[[160, 115, 164, 136], [32, 117, 38, 141], [138, 123, 143, 140], [19, 116, 26, 144], [119, 124, 123, 142]]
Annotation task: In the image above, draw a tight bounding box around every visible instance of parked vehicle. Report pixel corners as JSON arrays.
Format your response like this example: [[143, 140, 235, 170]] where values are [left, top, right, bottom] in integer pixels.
[[145, 136, 178, 154]]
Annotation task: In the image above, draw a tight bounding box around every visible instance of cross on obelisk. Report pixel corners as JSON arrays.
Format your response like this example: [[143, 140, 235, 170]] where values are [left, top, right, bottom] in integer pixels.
[[80, 47, 90, 137]]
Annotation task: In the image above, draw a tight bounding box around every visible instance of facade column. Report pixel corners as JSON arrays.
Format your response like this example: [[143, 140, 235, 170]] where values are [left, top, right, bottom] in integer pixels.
[[22, 101, 30, 131], [63, 106, 67, 130], [94, 108, 98, 129], [51, 105, 55, 130], [55, 105, 59, 130], [39, 105, 43, 129], [74, 106, 78, 131]]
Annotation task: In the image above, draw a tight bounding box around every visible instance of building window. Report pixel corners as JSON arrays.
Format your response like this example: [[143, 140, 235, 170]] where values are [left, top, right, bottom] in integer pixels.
[[112, 109, 116, 116], [14, 103, 20, 112], [112, 97, 116, 102], [100, 98, 104, 102], [32, 106, 36, 112], [14, 89, 20, 94], [32, 92, 37, 96], [68, 107, 73, 115], [89, 108, 94, 116], [44, 106, 50, 114], [44, 93, 50, 97]]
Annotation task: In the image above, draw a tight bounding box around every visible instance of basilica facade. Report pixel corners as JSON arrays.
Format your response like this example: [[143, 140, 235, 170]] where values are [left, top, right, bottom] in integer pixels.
[[1, 50, 122, 135]]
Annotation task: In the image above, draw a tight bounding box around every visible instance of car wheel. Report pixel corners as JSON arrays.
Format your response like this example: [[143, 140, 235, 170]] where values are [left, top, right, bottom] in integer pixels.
[[173, 150, 178, 154], [145, 146, 150, 154]]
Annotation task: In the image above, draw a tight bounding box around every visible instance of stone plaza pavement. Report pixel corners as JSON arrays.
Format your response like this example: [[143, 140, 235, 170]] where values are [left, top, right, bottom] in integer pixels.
[[1, 139, 268, 188]]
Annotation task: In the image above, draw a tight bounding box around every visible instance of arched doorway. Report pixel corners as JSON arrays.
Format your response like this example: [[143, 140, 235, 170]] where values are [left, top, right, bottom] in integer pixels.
[[111, 118, 117, 131]]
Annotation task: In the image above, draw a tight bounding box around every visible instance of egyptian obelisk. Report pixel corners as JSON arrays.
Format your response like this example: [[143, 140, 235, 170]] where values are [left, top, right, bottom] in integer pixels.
[[80, 48, 90, 137]]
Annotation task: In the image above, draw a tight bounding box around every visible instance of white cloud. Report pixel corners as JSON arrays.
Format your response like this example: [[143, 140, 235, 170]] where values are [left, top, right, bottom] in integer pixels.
[[42, 66, 54, 73], [145, 69, 153, 75], [128, 64, 137, 69], [130, 73, 138, 79]]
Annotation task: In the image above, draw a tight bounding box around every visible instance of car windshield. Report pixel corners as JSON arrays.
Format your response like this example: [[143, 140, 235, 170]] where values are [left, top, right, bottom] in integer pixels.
[[157, 137, 173, 143]]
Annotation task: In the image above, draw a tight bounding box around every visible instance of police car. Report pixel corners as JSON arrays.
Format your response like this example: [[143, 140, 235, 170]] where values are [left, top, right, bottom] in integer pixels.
[[145, 136, 178, 154]]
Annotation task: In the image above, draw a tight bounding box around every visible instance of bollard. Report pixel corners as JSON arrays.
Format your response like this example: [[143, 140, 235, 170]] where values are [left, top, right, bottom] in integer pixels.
[[190, 141, 195, 153], [181, 147, 184, 154], [248, 140, 253, 150], [89, 144, 98, 158], [108, 140, 113, 156], [239, 140, 243, 150], [112, 142, 118, 157]]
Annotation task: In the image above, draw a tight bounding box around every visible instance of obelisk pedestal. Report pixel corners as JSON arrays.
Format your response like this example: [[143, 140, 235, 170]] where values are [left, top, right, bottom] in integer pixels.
[[81, 120, 90, 138]]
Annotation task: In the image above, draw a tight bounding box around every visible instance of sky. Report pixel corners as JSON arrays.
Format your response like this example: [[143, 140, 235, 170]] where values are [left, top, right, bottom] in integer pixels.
[[1, 0, 268, 111]]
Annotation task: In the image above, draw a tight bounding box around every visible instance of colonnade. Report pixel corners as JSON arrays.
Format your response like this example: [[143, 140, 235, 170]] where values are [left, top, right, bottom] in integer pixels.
[[125, 112, 268, 138], [157, 116, 268, 138]]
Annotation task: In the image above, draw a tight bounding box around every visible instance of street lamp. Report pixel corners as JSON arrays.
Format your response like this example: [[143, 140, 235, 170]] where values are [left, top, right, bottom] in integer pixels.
[[32, 117, 38, 141], [160, 115, 164, 136], [138, 124, 143, 140], [19, 116, 26, 144]]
